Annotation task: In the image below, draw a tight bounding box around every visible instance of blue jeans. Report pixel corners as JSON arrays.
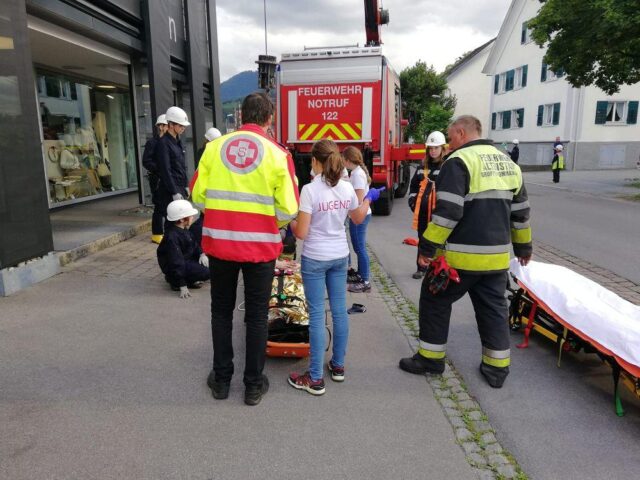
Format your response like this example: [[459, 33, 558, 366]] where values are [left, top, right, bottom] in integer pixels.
[[349, 214, 371, 281], [301, 255, 350, 381]]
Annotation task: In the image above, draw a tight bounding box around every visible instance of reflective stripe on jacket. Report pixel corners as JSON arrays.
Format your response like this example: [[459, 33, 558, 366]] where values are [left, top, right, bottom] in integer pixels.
[[420, 139, 532, 273], [190, 124, 299, 263]]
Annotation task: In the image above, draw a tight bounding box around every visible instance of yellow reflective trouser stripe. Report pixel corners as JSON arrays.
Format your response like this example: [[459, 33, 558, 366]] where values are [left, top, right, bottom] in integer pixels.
[[482, 354, 510, 368], [419, 348, 446, 360], [205, 198, 275, 216], [445, 251, 511, 271], [511, 227, 532, 244], [424, 222, 452, 245]]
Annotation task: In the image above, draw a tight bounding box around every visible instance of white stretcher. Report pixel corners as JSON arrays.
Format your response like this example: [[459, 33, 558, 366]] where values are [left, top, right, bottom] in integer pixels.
[[509, 259, 640, 416]]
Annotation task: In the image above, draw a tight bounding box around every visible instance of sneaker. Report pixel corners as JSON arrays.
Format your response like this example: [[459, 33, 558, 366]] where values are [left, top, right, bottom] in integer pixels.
[[348, 281, 371, 293], [399, 353, 445, 375], [412, 270, 426, 279], [206, 370, 230, 399], [347, 268, 362, 284], [244, 374, 270, 406], [327, 361, 345, 382], [288, 372, 326, 395]]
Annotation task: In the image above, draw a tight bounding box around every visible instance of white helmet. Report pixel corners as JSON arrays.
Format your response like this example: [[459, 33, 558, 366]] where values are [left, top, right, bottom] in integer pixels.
[[512, 139, 519, 144], [555, 144, 564, 151], [156, 114, 167, 125], [165, 106, 191, 126], [204, 127, 222, 141], [166, 200, 198, 222], [426, 131, 446, 147]]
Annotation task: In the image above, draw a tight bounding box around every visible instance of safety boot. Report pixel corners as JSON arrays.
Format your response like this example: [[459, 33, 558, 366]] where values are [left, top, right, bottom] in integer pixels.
[[244, 375, 269, 406], [399, 353, 445, 375], [207, 370, 230, 399], [151, 234, 163, 244]]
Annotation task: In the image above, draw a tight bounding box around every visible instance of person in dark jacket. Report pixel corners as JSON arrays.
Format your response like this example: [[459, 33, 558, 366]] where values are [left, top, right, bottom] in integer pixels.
[[195, 127, 222, 168], [509, 139, 520, 164], [408, 130, 447, 279], [142, 114, 168, 244], [155, 106, 191, 232], [157, 200, 210, 298]]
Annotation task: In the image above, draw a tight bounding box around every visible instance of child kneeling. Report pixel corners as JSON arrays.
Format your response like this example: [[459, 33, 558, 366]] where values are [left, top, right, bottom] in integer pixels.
[[157, 200, 210, 298]]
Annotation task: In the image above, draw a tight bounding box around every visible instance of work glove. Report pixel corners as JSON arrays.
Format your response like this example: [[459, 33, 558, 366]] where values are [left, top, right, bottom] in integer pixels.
[[364, 186, 386, 203], [172, 193, 183, 201], [179, 286, 191, 299], [199, 253, 209, 268]]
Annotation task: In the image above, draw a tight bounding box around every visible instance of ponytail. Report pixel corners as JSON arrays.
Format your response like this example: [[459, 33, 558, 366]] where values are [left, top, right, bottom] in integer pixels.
[[311, 139, 344, 187], [343, 146, 371, 185]]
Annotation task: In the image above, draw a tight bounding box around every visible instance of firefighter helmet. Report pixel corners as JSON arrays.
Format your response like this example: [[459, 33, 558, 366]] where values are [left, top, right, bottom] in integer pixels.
[[166, 200, 198, 222], [205, 127, 222, 141], [165, 106, 191, 126], [426, 131, 446, 147]]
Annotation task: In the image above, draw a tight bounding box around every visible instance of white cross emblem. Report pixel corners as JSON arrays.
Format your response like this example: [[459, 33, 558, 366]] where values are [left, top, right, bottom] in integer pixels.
[[228, 141, 256, 166], [221, 135, 264, 174]]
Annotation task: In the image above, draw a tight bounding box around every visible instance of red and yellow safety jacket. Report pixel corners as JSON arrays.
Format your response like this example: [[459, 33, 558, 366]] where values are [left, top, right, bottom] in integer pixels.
[[190, 124, 299, 262]]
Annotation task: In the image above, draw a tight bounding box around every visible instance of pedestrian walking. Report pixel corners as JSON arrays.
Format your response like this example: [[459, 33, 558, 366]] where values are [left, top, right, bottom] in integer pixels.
[[191, 92, 299, 406], [287, 139, 383, 396], [551, 144, 564, 183], [509, 139, 520, 164], [408, 131, 446, 279], [343, 146, 373, 293], [142, 114, 168, 244], [399, 115, 532, 389], [157, 199, 210, 298], [154, 106, 191, 235]]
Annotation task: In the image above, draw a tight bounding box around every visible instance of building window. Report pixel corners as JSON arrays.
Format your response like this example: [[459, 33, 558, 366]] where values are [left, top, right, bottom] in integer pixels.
[[514, 65, 528, 89], [537, 103, 561, 126], [499, 72, 507, 93], [491, 109, 524, 130], [541, 62, 564, 82], [595, 100, 639, 125], [513, 108, 525, 128], [37, 70, 137, 205], [521, 21, 532, 44], [494, 65, 528, 94]]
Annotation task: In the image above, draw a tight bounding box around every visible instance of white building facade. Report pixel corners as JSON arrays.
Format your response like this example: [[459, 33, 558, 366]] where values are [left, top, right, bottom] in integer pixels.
[[483, 0, 639, 169], [446, 39, 494, 126]]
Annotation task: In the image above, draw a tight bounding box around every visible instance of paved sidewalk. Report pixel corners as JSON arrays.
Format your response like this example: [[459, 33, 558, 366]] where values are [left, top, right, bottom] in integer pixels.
[[0, 235, 478, 480]]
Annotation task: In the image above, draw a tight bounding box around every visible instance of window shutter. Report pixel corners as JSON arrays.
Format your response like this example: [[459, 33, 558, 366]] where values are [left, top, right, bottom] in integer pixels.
[[517, 108, 525, 128], [556, 67, 565, 77], [492, 112, 496, 130], [494, 75, 499, 94], [595, 101, 608, 124], [537, 105, 544, 126], [503, 110, 511, 129], [541, 63, 547, 82], [506, 70, 515, 91], [522, 65, 528, 87], [627, 101, 639, 125], [553, 103, 561, 125], [521, 22, 527, 44]]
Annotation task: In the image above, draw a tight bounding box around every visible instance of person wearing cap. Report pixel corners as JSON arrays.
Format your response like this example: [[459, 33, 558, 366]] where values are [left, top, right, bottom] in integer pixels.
[[509, 139, 520, 164], [407, 131, 447, 279], [196, 128, 222, 167], [142, 114, 168, 244], [551, 144, 565, 183], [157, 199, 210, 299], [155, 106, 191, 233]]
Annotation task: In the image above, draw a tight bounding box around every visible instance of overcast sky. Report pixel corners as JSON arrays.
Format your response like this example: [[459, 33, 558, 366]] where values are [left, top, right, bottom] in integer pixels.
[[215, 0, 511, 81]]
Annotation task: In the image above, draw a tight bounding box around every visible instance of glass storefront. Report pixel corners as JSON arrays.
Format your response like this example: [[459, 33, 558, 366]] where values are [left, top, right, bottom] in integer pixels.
[[37, 70, 137, 205]]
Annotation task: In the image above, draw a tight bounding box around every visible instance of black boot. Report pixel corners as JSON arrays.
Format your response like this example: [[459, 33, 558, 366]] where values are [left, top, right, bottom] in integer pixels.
[[207, 370, 230, 399], [244, 374, 269, 406], [399, 353, 445, 375], [479, 363, 508, 389]]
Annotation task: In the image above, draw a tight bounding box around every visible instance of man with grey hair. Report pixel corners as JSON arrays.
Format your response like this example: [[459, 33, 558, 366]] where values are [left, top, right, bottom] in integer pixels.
[[399, 115, 532, 388]]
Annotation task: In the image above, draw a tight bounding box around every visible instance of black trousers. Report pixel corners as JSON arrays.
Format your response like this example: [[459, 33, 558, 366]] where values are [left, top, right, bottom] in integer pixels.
[[418, 271, 510, 384], [164, 261, 210, 288], [209, 257, 275, 387], [552, 168, 560, 183]]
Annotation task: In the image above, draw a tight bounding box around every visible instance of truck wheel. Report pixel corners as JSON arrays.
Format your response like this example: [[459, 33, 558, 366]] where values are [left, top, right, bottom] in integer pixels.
[[373, 186, 394, 216], [394, 162, 411, 198]]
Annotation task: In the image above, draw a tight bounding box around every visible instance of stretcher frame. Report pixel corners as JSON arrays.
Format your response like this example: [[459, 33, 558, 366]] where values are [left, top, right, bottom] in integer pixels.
[[508, 276, 640, 416]]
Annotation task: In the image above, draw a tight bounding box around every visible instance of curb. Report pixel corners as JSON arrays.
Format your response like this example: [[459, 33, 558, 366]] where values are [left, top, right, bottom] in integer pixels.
[[58, 220, 152, 266], [368, 249, 528, 480]]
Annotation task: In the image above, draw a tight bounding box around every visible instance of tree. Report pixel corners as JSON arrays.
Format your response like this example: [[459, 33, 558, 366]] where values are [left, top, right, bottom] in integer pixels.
[[400, 61, 456, 142], [528, 0, 640, 95]]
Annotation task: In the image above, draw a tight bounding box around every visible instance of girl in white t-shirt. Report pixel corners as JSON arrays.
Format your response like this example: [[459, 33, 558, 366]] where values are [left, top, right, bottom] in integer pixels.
[[343, 146, 373, 293], [288, 139, 379, 395]]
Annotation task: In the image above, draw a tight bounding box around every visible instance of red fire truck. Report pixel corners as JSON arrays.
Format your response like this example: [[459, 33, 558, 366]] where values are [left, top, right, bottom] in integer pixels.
[[274, 1, 425, 215]]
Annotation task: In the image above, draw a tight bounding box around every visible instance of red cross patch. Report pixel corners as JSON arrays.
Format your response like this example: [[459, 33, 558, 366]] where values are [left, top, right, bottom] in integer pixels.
[[221, 136, 264, 174]]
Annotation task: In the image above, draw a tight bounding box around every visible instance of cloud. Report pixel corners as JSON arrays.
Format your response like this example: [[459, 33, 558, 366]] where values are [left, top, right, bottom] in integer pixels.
[[215, 0, 510, 80]]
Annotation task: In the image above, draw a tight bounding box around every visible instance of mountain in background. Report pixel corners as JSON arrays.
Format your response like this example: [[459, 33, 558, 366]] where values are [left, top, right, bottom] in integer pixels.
[[220, 70, 258, 103]]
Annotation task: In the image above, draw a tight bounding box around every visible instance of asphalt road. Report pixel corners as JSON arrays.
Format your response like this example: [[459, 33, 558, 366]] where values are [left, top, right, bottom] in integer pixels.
[[367, 185, 640, 480]]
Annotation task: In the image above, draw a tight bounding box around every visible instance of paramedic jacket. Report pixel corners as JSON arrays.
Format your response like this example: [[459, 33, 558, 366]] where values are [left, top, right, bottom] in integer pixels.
[[157, 223, 203, 287], [155, 133, 188, 198], [420, 139, 532, 273]]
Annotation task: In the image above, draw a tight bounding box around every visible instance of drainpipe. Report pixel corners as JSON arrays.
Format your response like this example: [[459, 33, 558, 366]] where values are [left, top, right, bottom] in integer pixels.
[[571, 86, 585, 171]]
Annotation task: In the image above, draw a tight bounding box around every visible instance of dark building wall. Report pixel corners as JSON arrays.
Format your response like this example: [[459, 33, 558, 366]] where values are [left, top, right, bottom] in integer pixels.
[[0, 0, 54, 268]]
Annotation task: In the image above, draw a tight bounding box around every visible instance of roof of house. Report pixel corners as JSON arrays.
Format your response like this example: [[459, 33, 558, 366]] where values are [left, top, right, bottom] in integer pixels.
[[446, 38, 496, 79]]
